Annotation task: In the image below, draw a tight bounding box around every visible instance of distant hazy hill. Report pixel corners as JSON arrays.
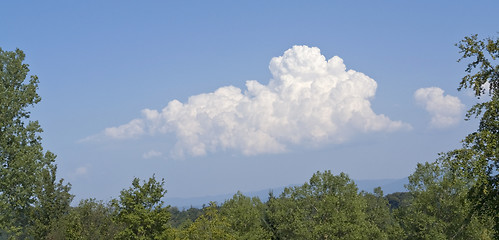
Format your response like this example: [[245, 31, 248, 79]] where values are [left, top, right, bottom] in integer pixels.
[[355, 177, 408, 194], [166, 177, 408, 209]]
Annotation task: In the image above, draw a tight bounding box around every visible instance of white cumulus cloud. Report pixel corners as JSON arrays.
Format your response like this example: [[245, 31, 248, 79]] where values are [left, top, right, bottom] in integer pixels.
[[414, 87, 465, 128], [102, 45, 410, 157]]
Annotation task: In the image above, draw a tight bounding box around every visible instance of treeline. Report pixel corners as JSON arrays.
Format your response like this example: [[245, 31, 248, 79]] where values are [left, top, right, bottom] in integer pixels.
[[40, 165, 496, 239], [1, 34, 498, 239]]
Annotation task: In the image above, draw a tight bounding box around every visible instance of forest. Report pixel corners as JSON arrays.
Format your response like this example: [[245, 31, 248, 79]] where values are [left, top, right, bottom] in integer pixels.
[[0, 34, 497, 239]]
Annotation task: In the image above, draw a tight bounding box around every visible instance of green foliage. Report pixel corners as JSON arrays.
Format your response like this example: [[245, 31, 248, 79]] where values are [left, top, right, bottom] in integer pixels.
[[443, 33, 499, 237], [385, 192, 411, 210], [265, 171, 381, 240], [396, 162, 494, 239], [0, 48, 72, 239], [112, 175, 173, 240], [47, 198, 122, 239], [169, 206, 204, 229], [363, 188, 404, 239], [456, 34, 499, 96], [220, 192, 272, 240], [179, 202, 236, 240], [31, 157, 73, 238]]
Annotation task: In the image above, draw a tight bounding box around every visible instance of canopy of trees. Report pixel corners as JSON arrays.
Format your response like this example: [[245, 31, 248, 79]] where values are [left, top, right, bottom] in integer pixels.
[[45, 168, 495, 239]]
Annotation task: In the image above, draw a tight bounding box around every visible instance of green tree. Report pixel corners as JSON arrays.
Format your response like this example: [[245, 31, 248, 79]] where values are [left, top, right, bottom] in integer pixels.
[[47, 198, 122, 239], [220, 192, 272, 240], [395, 162, 494, 239], [363, 187, 404, 239], [265, 171, 381, 239], [0, 48, 72, 239], [442, 33, 499, 237], [31, 159, 73, 238], [112, 175, 173, 240], [169, 206, 203, 229], [180, 202, 235, 240], [384, 192, 411, 210]]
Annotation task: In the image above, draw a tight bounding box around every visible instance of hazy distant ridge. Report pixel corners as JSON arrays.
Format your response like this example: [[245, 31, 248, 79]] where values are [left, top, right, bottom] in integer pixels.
[[166, 177, 408, 209]]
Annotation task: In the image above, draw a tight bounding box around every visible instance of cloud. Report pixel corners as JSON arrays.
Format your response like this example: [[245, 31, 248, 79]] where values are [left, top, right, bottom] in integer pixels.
[[414, 87, 465, 128], [464, 81, 492, 100], [104, 119, 145, 139], [101, 45, 410, 156], [143, 150, 163, 159], [75, 166, 88, 176]]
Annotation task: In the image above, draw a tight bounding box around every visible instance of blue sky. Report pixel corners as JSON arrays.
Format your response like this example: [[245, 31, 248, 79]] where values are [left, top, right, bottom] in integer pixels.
[[2, 1, 498, 202]]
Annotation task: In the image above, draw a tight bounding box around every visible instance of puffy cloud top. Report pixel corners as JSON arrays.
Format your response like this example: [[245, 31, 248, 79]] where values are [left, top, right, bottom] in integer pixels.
[[103, 46, 409, 157], [414, 87, 465, 128]]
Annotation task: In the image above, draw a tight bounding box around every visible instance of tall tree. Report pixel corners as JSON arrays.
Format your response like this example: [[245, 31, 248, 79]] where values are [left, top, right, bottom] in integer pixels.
[[220, 192, 272, 240], [395, 162, 494, 239], [0, 48, 72, 239], [179, 202, 235, 240], [112, 175, 173, 240], [265, 171, 381, 239], [441, 34, 499, 237]]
